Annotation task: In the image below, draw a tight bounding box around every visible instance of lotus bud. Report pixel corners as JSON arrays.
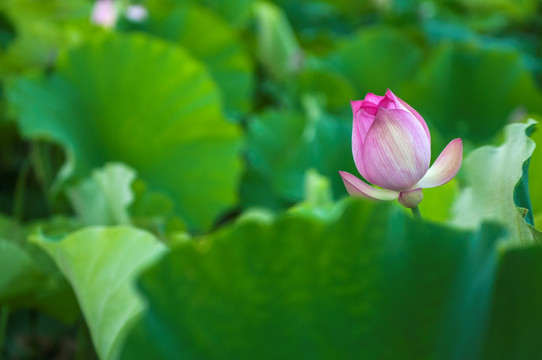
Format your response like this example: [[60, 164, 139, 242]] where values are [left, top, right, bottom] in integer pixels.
[[339, 89, 463, 209]]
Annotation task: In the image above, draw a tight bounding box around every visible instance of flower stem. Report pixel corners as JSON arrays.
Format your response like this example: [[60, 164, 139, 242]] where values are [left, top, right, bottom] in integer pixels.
[[411, 206, 423, 220]]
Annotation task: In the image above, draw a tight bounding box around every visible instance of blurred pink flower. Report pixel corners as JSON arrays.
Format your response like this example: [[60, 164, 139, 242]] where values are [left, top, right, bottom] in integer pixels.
[[91, 0, 118, 28], [339, 89, 462, 209]]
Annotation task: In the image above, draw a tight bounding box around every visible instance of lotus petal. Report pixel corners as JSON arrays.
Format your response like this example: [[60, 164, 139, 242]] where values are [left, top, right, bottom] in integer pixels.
[[339, 171, 399, 200], [417, 138, 463, 189], [385, 89, 430, 141], [360, 108, 431, 191]]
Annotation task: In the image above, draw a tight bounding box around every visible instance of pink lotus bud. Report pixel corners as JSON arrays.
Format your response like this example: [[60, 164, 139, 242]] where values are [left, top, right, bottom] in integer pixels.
[[339, 89, 462, 209]]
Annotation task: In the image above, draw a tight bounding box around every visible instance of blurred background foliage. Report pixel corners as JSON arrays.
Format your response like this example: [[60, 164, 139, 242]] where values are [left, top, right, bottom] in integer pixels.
[[1, 0, 542, 359]]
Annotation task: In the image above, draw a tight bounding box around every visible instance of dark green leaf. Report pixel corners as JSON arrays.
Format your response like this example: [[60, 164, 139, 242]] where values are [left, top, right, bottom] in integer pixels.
[[482, 244, 542, 359], [121, 200, 505, 359]]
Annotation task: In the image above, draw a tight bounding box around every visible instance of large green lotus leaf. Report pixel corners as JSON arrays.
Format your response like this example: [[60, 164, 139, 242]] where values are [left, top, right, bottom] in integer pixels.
[[67, 162, 135, 226], [451, 120, 539, 243], [246, 103, 355, 202], [121, 200, 505, 359], [482, 244, 542, 359], [6, 34, 242, 230], [34, 226, 167, 360], [326, 26, 423, 95], [403, 43, 542, 144], [144, 3, 254, 119]]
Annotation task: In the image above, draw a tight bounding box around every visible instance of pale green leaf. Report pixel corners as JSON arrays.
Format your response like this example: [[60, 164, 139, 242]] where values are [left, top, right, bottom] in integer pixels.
[[451, 120, 537, 244], [33, 226, 167, 360], [67, 163, 135, 226]]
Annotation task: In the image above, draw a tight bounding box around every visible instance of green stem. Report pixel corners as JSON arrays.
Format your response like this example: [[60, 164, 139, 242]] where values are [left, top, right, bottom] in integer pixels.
[[411, 206, 423, 220], [0, 306, 10, 360]]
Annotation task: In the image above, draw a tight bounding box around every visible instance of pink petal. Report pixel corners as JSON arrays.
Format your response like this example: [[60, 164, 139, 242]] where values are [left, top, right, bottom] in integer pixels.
[[351, 100, 377, 116], [364, 93, 385, 106], [352, 115, 366, 177], [352, 107, 376, 143], [351, 100, 364, 114], [377, 90, 399, 110], [339, 171, 399, 201], [417, 138, 463, 189], [352, 107, 377, 177], [351, 93, 384, 115], [360, 108, 431, 191], [385, 89, 430, 141]]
